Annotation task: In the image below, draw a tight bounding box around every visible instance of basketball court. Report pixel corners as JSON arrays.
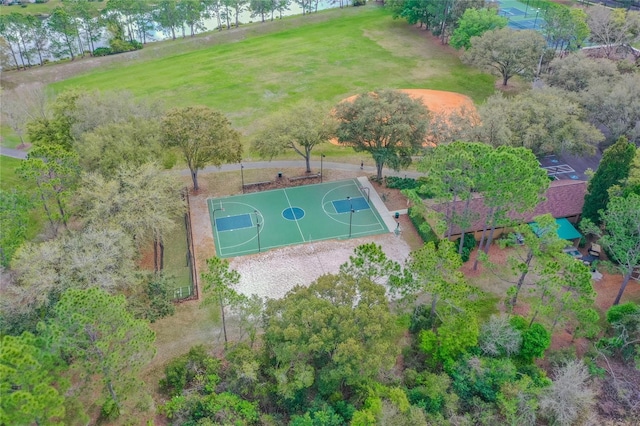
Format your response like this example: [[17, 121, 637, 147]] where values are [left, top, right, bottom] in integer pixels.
[[208, 179, 391, 258]]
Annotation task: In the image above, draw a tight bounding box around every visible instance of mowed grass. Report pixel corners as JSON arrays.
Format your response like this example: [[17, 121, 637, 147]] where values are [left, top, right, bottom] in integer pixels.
[[0, 0, 65, 16], [51, 6, 495, 136]]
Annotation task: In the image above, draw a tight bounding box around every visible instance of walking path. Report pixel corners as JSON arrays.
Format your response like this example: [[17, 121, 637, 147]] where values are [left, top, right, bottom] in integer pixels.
[[192, 160, 423, 179], [0, 147, 27, 159]]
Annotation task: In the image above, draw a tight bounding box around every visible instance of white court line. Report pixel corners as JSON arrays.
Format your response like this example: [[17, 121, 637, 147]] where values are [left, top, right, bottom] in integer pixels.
[[282, 188, 306, 243]]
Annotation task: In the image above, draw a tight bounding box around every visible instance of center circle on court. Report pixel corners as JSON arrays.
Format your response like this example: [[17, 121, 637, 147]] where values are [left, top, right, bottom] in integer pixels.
[[282, 207, 305, 221]]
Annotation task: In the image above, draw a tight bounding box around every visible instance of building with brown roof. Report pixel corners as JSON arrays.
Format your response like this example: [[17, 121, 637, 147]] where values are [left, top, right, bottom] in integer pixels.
[[426, 179, 588, 241]]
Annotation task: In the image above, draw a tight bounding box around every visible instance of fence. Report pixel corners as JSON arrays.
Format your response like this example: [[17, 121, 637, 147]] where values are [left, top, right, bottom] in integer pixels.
[[175, 187, 199, 302]]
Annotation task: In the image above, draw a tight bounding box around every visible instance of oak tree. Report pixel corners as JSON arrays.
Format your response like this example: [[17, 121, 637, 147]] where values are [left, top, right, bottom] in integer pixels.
[[462, 28, 545, 86], [162, 106, 242, 190], [253, 100, 336, 173], [334, 90, 430, 180]]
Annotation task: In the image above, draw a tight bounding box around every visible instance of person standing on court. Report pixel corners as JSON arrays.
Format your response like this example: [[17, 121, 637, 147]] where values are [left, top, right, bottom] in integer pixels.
[[360, 161, 363, 170]]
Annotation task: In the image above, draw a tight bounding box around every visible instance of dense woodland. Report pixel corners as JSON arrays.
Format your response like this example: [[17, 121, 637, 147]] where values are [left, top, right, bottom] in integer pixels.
[[1, 1, 640, 425]]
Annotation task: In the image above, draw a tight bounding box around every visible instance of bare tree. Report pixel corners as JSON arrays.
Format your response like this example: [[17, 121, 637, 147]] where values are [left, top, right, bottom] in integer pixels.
[[1, 83, 50, 147], [540, 360, 596, 426]]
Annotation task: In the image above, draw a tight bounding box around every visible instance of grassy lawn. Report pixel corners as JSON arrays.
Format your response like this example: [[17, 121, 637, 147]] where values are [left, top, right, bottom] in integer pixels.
[[0, 155, 45, 240], [0, 0, 65, 16], [50, 6, 495, 138], [0, 155, 24, 189], [0, 125, 26, 149], [163, 215, 193, 300]]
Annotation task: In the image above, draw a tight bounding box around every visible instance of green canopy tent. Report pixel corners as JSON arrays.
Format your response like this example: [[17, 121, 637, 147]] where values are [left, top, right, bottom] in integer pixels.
[[529, 218, 582, 246]]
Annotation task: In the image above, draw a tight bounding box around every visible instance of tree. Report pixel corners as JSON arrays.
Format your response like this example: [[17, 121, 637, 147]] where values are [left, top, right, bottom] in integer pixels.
[[587, 6, 640, 59], [48, 7, 79, 60], [581, 194, 640, 306], [472, 146, 549, 270], [263, 273, 399, 399], [162, 106, 242, 190], [543, 51, 619, 93], [17, 144, 81, 233], [0, 14, 26, 70], [542, 4, 590, 52], [450, 8, 507, 50], [334, 90, 430, 180], [583, 74, 640, 145], [253, 100, 335, 173], [26, 89, 81, 150], [339, 242, 402, 287], [179, 0, 207, 36], [154, 0, 182, 40], [75, 163, 185, 271], [43, 287, 156, 417], [426, 0, 486, 45], [540, 361, 595, 426], [478, 315, 522, 358], [201, 256, 247, 346], [474, 88, 604, 156], [0, 332, 66, 426], [581, 136, 636, 225], [67, 0, 103, 55], [0, 189, 31, 268], [77, 118, 164, 177], [416, 142, 491, 245], [526, 255, 598, 337], [462, 28, 545, 86], [9, 227, 138, 316], [386, 0, 433, 30], [395, 239, 475, 321], [500, 214, 568, 308]]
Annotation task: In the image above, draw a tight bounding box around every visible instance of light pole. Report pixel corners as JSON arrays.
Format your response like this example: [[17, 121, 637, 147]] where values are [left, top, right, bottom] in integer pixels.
[[534, 8, 540, 28], [525, 0, 530, 17], [320, 154, 325, 183], [254, 210, 261, 253], [212, 205, 225, 227], [240, 164, 245, 193], [349, 208, 354, 238]]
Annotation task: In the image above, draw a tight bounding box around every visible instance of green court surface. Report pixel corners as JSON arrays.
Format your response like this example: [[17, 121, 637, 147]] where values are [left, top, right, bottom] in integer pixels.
[[208, 179, 389, 258]]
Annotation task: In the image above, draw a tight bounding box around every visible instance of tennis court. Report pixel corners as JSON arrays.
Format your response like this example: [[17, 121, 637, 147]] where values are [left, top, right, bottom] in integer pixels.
[[208, 179, 390, 258], [508, 19, 541, 30]]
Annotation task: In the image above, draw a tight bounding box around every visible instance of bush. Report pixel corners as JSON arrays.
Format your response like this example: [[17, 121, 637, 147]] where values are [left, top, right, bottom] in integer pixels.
[[384, 176, 419, 191], [606, 302, 639, 324], [93, 47, 112, 57], [160, 345, 220, 396], [540, 361, 595, 426], [408, 206, 438, 244]]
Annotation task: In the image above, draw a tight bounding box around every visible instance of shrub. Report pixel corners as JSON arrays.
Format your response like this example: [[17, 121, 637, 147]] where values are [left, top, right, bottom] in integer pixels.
[[160, 345, 220, 396], [93, 47, 112, 57], [606, 302, 639, 324], [408, 206, 438, 244], [384, 176, 419, 191], [510, 316, 551, 363]]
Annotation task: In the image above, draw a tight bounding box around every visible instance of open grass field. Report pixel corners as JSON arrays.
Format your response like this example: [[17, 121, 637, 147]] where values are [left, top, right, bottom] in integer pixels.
[[49, 6, 495, 136], [0, 155, 23, 189], [0, 0, 66, 16]]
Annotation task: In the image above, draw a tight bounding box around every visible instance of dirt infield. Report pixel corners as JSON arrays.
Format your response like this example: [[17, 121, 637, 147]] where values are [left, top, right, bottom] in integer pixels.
[[331, 89, 476, 146]]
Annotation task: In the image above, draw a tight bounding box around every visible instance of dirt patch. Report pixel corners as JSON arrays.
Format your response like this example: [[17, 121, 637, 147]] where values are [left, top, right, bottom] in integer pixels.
[[330, 89, 476, 146]]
